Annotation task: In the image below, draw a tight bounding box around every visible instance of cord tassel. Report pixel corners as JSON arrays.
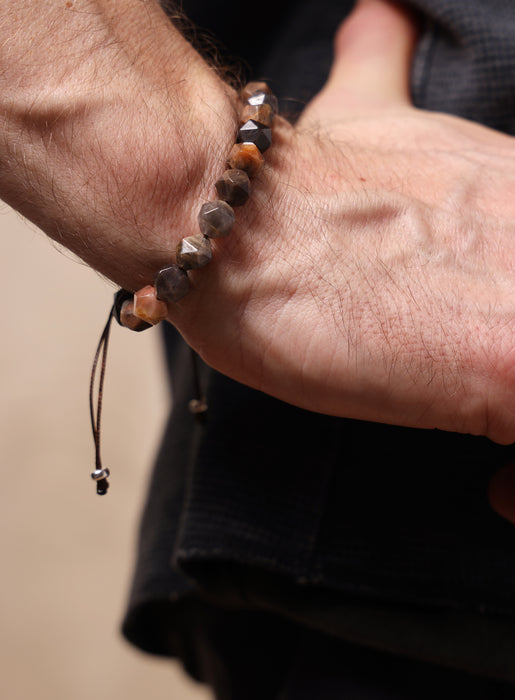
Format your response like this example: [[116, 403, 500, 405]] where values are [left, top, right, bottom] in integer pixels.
[[89, 304, 114, 495]]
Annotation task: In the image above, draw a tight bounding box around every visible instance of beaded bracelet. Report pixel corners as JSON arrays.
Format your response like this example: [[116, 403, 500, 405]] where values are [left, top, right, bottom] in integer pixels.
[[90, 81, 278, 494], [121, 80, 276, 317]]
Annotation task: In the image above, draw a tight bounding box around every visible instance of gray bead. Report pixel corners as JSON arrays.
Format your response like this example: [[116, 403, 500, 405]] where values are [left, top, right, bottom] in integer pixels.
[[237, 119, 272, 153], [155, 264, 191, 302], [176, 234, 212, 270], [198, 200, 235, 238], [215, 169, 251, 207]]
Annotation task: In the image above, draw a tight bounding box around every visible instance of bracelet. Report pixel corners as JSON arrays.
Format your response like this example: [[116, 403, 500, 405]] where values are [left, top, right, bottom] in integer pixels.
[[119, 80, 277, 323], [89, 81, 278, 495]]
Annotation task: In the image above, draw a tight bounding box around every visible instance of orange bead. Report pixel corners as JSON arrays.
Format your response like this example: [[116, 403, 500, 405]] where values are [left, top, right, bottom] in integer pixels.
[[227, 142, 264, 178], [134, 285, 169, 325]]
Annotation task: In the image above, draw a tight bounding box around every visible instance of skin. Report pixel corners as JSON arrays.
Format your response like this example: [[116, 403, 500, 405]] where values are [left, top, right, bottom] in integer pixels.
[[2, 0, 515, 516]]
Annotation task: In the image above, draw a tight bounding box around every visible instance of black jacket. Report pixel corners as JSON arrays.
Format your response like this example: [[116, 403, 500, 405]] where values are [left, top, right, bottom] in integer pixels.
[[123, 0, 515, 683]]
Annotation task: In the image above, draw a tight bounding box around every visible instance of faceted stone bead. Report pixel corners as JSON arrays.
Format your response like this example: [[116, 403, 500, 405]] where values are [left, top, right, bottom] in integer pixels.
[[248, 89, 278, 116], [237, 119, 272, 153], [176, 233, 212, 270], [119, 299, 152, 332], [240, 81, 271, 102], [134, 284, 169, 325], [155, 264, 191, 303], [240, 103, 274, 127], [227, 142, 264, 178], [215, 169, 251, 207], [198, 200, 235, 238], [113, 288, 132, 326]]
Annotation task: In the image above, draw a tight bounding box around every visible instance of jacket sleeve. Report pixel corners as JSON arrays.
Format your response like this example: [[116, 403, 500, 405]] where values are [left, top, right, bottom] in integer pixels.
[[404, 0, 515, 133]]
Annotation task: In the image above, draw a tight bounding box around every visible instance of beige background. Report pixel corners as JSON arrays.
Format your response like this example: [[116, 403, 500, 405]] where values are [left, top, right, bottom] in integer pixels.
[[0, 205, 211, 700]]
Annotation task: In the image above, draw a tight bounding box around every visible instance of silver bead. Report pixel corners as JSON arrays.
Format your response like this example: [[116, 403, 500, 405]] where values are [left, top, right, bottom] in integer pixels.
[[91, 468, 110, 481]]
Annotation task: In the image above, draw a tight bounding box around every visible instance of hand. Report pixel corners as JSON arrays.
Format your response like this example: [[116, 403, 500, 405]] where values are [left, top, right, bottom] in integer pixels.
[[3, 1, 515, 446], [164, 0, 515, 445]]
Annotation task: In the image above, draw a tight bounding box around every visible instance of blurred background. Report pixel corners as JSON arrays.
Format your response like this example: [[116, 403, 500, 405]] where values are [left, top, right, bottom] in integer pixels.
[[0, 205, 211, 699]]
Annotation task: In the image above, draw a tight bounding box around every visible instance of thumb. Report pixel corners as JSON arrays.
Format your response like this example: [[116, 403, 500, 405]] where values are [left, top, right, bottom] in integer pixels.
[[301, 0, 419, 126]]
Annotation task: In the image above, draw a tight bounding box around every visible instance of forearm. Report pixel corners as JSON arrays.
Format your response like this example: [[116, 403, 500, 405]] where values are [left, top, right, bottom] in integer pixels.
[[0, 0, 237, 288]]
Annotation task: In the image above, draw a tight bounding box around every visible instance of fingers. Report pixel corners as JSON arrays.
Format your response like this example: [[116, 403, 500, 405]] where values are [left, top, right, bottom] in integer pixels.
[[301, 0, 419, 126], [489, 463, 515, 525]]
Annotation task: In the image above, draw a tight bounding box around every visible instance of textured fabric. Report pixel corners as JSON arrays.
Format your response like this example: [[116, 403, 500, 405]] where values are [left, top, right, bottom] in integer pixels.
[[410, 0, 515, 133], [123, 0, 515, 684]]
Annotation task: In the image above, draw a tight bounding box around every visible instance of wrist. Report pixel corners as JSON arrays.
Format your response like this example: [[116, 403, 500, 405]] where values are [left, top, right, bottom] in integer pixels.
[[0, 0, 239, 290]]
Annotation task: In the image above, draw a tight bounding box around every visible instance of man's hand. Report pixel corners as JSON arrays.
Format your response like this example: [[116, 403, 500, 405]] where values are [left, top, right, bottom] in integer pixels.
[[163, 0, 515, 445], [3, 0, 515, 446]]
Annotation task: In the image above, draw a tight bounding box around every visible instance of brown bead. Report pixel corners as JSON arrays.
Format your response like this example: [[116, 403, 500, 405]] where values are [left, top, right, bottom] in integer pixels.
[[227, 142, 264, 178], [134, 285, 168, 325], [240, 81, 271, 102], [155, 264, 191, 303], [119, 299, 152, 332], [248, 90, 279, 116], [240, 103, 273, 127], [215, 169, 251, 207], [113, 288, 132, 325], [176, 233, 212, 270]]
